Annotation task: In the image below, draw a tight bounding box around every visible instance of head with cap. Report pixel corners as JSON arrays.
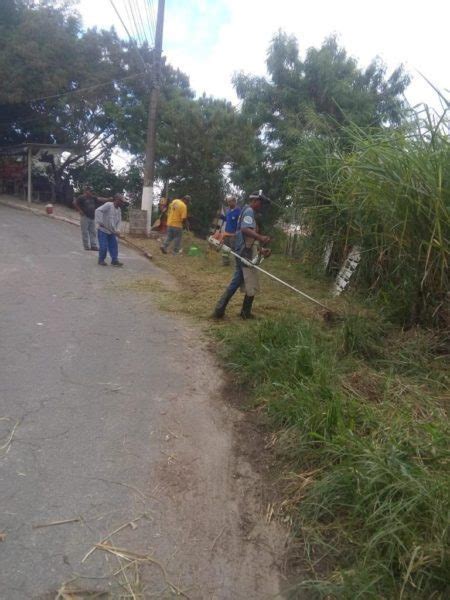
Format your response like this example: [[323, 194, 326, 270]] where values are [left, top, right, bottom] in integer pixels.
[[248, 189, 270, 212], [182, 194, 191, 205]]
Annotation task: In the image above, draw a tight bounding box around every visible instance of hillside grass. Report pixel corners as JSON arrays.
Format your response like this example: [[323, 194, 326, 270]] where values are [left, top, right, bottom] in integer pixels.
[[127, 232, 449, 599]]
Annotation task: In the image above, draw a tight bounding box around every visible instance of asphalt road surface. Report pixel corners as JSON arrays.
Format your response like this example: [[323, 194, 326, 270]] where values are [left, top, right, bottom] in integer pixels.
[[0, 206, 282, 600]]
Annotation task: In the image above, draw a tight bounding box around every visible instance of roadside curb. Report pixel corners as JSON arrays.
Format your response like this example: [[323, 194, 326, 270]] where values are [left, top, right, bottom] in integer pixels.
[[0, 199, 153, 261]]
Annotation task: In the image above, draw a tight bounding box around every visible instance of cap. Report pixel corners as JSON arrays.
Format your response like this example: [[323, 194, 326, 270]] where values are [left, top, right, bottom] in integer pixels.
[[249, 189, 270, 203]]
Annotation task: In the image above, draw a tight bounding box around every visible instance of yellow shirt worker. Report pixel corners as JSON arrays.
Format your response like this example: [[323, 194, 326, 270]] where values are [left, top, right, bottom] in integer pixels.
[[160, 195, 191, 255], [166, 198, 187, 228]]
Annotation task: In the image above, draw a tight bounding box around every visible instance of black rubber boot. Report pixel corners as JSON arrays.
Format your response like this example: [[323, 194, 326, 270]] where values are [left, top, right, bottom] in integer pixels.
[[212, 288, 234, 319], [240, 295, 255, 319]]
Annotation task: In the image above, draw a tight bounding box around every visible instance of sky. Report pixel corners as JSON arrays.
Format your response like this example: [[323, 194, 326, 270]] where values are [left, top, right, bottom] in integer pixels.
[[78, 0, 449, 111]]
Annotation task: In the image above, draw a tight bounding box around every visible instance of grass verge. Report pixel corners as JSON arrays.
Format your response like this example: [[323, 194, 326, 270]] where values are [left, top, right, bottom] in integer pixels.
[[127, 232, 449, 599]]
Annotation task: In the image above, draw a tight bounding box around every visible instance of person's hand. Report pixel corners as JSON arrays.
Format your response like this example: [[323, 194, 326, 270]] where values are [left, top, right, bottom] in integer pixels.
[[260, 235, 271, 245], [260, 247, 272, 257]]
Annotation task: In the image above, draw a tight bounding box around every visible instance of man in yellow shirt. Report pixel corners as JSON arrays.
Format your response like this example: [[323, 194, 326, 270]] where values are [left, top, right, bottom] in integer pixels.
[[160, 195, 191, 255]]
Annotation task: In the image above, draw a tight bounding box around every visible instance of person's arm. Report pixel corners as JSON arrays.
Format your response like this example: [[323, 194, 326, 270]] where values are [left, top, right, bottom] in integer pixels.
[[241, 227, 270, 244], [74, 196, 83, 214]]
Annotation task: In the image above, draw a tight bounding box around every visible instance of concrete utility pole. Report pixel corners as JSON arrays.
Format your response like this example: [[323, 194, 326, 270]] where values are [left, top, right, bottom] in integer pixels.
[[141, 0, 165, 232]]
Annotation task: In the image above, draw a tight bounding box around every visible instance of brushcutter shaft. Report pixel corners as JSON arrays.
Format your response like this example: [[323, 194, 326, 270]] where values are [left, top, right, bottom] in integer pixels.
[[208, 236, 332, 312]]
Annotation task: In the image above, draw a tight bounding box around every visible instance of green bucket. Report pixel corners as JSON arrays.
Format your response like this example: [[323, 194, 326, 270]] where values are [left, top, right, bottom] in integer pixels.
[[187, 245, 201, 257]]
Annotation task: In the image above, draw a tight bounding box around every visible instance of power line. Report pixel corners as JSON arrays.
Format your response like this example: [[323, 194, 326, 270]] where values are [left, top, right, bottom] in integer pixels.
[[109, 0, 135, 44], [123, 1, 140, 44], [144, 0, 157, 46], [0, 72, 146, 126], [108, 0, 149, 73], [133, 0, 151, 46], [1, 71, 145, 108], [128, 0, 145, 45]]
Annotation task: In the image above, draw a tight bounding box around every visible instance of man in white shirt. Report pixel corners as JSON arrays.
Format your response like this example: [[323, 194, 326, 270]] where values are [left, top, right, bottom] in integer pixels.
[[94, 194, 128, 266]]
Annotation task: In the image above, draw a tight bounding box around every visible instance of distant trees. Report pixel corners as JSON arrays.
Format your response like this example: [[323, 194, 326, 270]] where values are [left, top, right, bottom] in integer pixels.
[[233, 32, 410, 201], [0, 3, 412, 233], [0, 0, 252, 230]]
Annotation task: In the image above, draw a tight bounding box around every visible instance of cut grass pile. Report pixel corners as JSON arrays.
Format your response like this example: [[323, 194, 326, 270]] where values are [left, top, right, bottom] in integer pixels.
[[126, 232, 449, 598]]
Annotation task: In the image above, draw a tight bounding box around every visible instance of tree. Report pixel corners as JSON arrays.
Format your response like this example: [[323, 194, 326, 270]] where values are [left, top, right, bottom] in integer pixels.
[[0, 0, 134, 197], [111, 72, 255, 233], [69, 160, 126, 196], [0, 1, 255, 231], [233, 32, 410, 201]]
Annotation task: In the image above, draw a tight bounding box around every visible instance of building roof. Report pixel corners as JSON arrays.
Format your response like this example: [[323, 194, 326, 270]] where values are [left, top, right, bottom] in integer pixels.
[[0, 143, 75, 156]]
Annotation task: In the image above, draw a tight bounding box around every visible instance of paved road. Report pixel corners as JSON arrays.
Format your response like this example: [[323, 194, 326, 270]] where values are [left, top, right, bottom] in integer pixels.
[[0, 206, 282, 599]]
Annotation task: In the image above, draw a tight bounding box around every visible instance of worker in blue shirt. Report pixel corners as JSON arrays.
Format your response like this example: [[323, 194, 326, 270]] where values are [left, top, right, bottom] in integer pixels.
[[217, 195, 241, 266], [212, 191, 271, 319]]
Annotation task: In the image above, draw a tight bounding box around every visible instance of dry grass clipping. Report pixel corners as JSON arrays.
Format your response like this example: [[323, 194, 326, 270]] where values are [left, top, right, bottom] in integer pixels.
[[124, 233, 345, 324], [95, 543, 190, 598]]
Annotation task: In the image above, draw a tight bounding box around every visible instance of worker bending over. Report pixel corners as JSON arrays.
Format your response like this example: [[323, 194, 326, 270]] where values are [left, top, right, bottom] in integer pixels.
[[212, 191, 271, 319]]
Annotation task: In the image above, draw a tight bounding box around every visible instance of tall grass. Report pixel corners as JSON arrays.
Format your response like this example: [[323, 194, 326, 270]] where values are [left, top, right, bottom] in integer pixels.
[[219, 316, 449, 598], [289, 107, 450, 326]]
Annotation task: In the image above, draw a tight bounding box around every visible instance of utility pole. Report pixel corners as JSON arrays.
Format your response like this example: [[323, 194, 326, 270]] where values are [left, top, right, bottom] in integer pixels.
[[141, 0, 165, 233]]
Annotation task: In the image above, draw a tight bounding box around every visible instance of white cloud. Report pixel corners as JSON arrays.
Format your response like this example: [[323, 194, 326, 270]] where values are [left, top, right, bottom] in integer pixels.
[[78, 0, 449, 109], [165, 0, 449, 109]]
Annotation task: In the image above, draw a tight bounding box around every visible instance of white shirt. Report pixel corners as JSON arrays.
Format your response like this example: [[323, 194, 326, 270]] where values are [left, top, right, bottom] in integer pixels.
[[95, 202, 122, 234]]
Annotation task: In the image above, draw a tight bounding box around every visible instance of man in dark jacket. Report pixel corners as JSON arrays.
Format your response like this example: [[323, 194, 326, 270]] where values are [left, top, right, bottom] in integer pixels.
[[74, 185, 110, 251]]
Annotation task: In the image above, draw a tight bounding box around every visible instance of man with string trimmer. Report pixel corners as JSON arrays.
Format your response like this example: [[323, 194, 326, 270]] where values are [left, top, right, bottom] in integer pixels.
[[212, 190, 271, 320]]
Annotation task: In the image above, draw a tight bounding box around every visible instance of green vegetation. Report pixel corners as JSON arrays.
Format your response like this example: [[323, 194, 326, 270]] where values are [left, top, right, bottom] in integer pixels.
[[289, 109, 450, 326], [0, 0, 252, 228], [218, 315, 449, 599], [126, 234, 449, 598], [3, 3, 448, 596]]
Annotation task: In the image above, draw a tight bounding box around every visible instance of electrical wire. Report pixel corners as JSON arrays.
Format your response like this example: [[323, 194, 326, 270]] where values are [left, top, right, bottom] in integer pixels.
[[108, 0, 149, 72], [128, 0, 145, 45], [0, 71, 145, 109], [109, 0, 135, 45], [143, 0, 157, 46], [123, 1, 140, 44], [0, 72, 146, 126], [146, 0, 157, 45], [134, 0, 151, 46]]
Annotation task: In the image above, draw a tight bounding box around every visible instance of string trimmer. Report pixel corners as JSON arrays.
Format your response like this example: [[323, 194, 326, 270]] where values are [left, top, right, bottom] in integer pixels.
[[208, 236, 336, 318]]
